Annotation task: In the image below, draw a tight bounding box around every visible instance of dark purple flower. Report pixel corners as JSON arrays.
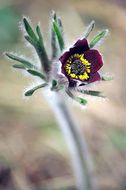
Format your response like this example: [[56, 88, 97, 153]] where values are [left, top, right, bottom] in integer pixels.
[[59, 38, 103, 87]]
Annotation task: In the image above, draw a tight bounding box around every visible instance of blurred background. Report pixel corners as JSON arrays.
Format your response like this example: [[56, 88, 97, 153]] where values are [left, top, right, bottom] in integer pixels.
[[0, 0, 126, 189]]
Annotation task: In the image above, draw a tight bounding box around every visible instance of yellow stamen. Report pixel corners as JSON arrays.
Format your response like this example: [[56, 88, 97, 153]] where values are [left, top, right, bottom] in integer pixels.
[[70, 73, 76, 78], [65, 53, 91, 80]]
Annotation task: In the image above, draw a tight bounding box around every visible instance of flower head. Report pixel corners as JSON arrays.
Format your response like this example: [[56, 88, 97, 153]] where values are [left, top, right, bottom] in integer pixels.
[[59, 38, 103, 87], [5, 14, 111, 106]]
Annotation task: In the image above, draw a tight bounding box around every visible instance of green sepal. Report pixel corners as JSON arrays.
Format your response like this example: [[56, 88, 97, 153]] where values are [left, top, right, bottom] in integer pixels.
[[13, 64, 26, 69], [5, 53, 35, 69], [79, 90, 105, 98], [84, 20, 95, 38], [102, 75, 113, 81], [23, 18, 38, 42], [75, 97, 88, 105], [27, 69, 46, 80], [89, 29, 108, 48], [25, 83, 47, 96], [52, 20, 65, 51]]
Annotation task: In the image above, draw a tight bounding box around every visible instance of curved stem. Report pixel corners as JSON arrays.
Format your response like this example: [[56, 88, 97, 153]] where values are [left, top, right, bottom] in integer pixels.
[[45, 90, 97, 190]]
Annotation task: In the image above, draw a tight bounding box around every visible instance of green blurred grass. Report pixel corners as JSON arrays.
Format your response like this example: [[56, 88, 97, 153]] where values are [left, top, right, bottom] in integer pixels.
[[0, 5, 21, 52]]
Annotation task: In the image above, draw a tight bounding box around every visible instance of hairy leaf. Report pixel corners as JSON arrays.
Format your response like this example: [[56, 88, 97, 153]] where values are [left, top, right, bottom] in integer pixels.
[[25, 83, 47, 96], [53, 20, 65, 51], [78, 90, 105, 98], [51, 12, 59, 59], [25, 35, 37, 46], [75, 97, 88, 105], [89, 29, 108, 48], [6, 53, 35, 69], [84, 20, 95, 38], [27, 69, 46, 80], [13, 64, 26, 69], [36, 25, 43, 44], [23, 18, 38, 42], [66, 89, 88, 106]]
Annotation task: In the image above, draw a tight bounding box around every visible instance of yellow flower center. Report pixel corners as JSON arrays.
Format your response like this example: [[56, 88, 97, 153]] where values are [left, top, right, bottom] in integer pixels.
[[65, 54, 91, 80]]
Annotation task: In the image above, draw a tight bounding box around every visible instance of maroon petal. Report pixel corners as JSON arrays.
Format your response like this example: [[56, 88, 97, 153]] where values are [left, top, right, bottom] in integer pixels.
[[70, 38, 89, 54], [88, 72, 101, 83], [79, 72, 101, 86], [84, 49, 103, 73], [74, 38, 89, 48], [59, 51, 71, 65], [59, 39, 89, 65]]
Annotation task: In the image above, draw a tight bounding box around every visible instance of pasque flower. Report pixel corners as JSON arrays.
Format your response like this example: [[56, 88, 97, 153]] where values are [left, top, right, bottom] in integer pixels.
[[59, 38, 103, 87], [5, 13, 110, 105]]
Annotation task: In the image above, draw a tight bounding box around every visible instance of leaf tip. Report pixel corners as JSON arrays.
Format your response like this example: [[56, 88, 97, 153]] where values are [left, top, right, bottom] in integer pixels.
[[4, 52, 13, 59], [102, 75, 113, 81], [76, 97, 88, 106], [23, 17, 28, 25], [24, 89, 33, 96], [52, 10, 57, 20], [91, 20, 95, 26]]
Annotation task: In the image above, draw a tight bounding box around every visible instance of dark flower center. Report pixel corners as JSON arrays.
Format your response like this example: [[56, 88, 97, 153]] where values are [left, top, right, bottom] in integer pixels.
[[71, 59, 85, 75], [64, 53, 91, 81]]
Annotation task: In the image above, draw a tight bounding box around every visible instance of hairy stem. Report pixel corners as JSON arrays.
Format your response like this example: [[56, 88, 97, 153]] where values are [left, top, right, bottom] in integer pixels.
[[45, 90, 97, 190]]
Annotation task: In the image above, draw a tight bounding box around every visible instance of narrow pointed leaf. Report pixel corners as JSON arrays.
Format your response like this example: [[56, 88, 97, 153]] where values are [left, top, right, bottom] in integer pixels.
[[13, 64, 26, 69], [84, 20, 95, 38], [23, 18, 38, 42], [53, 20, 65, 51], [75, 97, 88, 105], [52, 11, 64, 35], [5, 53, 35, 69], [102, 75, 113, 81], [89, 29, 108, 48], [51, 29, 58, 59], [79, 90, 105, 98], [66, 89, 87, 106], [52, 10, 57, 21], [25, 83, 47, 96], [51, 12, 59, 59], [57, 17, 63, 34], [25, 35, 37, 46], [36, 25, 48, 56], [36, 25, 43, 43], [35, 25, 50, 72], [25, 24, 50, 73], [27, 69, 46, 80], [23, 19, 50, 73], [51, 30, 59, 59], [36, 44, 50, 73]]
